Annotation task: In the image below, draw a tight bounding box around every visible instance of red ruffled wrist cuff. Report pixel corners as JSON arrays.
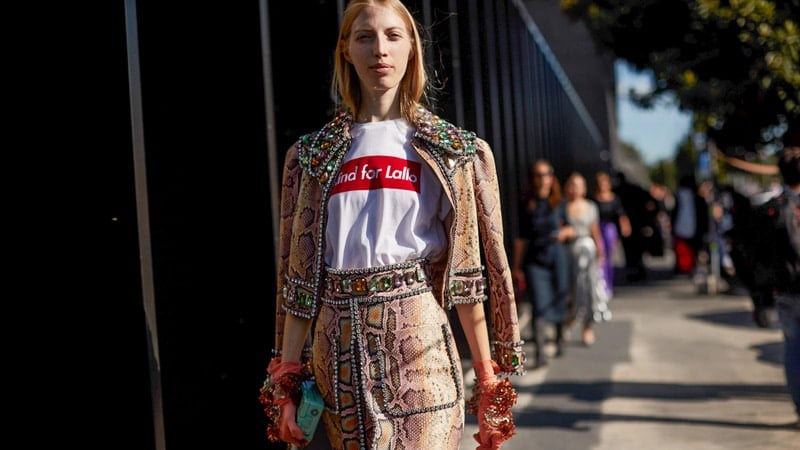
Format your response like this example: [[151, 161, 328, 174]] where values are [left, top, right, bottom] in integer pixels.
[[259, 356, 313, 443]]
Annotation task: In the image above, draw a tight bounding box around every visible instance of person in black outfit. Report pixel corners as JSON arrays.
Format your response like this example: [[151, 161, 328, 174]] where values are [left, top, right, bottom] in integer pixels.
[[512, 160, 572, 367], [747, 143, 800, 428], [592, 171, 632, 297], [614, 172, 658, 281], [728, 185, 776, 326]]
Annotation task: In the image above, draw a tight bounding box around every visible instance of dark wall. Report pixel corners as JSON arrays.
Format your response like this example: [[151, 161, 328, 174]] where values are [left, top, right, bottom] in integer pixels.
[[269, 1, 340, 156], [40, 1, 155, 448], [524, 0, 615, 150], [134, 1, 277, 448]]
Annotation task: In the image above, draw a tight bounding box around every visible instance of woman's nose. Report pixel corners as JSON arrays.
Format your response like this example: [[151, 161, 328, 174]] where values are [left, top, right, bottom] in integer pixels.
[[374, 36, 387, 56]]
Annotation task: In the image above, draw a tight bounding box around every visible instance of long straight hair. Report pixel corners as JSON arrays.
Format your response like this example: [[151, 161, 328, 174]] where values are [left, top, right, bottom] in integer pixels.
[[331, 0, 427, 122]]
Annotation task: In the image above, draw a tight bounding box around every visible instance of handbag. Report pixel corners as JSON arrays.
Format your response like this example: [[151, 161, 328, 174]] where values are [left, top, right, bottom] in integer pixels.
[[296, 380, 324, 441]]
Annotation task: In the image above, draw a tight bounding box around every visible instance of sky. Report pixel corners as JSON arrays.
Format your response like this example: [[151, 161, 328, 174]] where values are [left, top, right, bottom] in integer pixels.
[[615, 60, 693, 165]]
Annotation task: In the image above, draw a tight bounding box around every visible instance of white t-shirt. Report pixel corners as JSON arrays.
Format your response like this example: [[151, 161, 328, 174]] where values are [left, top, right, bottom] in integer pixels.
[[325, 119, 450, 269]]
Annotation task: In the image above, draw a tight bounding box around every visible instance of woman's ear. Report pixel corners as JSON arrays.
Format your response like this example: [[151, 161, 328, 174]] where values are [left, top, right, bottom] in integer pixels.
[[339, 37, 352, 63]]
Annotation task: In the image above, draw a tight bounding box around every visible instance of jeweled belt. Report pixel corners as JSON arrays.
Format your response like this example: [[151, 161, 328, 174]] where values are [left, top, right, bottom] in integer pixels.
[[321, 258, 432, 303]]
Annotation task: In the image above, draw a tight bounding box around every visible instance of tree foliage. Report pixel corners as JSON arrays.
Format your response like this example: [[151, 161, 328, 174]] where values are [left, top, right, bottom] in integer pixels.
[[561, 0, 800, 155]]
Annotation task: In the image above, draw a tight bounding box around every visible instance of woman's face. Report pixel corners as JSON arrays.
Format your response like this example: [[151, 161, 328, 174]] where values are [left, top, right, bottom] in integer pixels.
[[344, 6, 412, 98], [532, 164, 554, 193], [596, 174, 611, 192], [565, 176, 586, 199]]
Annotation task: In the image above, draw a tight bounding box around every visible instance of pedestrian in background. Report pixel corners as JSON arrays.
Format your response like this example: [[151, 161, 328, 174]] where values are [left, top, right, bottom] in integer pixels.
[[513, 160, 572, 368], [748, 142, 800, 428], [649, 181, 673, 258], [591, 170, 631, 299], [563, 172, 607, 346], [614, 172, 656, 282], [672, 174, 709, 275], [724, 184, 777, 327], [259, 1, 523, 448]]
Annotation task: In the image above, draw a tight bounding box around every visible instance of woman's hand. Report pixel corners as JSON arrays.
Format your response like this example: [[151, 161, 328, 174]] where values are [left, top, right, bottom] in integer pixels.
[[471, 360, 517, 450], [556, 225, 574, 242], [261, 358, 310, 447], [274, 399, 306, 445]]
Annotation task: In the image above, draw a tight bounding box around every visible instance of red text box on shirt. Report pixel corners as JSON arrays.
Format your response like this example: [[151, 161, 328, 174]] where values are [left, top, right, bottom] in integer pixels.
[[330, 156, 421, 195]]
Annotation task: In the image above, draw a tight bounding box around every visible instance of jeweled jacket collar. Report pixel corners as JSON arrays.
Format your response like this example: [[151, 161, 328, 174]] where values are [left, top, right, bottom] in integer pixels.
[[296, 106, 478, 185]]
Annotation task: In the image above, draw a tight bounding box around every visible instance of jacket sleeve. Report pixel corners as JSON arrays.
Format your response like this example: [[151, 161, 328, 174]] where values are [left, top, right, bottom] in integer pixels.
[[472, 138, 524, 374], [273, 144, 302, 350]]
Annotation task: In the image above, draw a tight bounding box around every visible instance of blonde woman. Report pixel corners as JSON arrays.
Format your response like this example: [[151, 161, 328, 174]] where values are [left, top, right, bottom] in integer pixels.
[[259, 1, 523, 449], [564, 172, 608, 345]]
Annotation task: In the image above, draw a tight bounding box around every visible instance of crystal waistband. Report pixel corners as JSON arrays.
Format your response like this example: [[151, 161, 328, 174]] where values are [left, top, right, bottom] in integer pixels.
[[323, 259, 431, 299]]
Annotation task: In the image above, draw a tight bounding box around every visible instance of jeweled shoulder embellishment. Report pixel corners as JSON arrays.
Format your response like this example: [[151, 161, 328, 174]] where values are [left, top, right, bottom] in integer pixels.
[[297, 112, 353, 184], [413, 106, 477, 163]]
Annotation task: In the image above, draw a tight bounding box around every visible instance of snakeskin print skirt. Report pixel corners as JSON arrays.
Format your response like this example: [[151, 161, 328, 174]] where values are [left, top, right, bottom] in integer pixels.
[[312, 259, 465, 450]]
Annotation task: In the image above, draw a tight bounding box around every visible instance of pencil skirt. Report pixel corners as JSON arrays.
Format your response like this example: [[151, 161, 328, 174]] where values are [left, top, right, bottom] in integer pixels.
[[312, 281, 465, 450]]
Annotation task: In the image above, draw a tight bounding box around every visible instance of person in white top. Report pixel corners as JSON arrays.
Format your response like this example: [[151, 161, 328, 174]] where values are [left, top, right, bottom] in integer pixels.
[[259, 1, 523, 449], [563, 172, 606, 346]]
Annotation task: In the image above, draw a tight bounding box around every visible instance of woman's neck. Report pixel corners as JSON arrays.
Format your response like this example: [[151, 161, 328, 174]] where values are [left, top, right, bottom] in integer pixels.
[[358, 90, 402, 123], [595, 190, 614, 201]]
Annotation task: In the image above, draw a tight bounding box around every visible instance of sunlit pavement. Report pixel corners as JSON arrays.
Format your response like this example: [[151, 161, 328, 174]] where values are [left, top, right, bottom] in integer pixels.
[[461, 253, 797, 450]]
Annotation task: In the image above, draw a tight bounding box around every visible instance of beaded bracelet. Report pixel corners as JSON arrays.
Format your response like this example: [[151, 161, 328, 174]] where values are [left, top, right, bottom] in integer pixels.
[[492, 340, 526, 375]]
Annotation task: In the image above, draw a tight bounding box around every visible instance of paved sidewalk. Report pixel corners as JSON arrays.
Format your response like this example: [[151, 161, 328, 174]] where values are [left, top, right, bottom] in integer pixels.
[[461, 269, 797, 449]]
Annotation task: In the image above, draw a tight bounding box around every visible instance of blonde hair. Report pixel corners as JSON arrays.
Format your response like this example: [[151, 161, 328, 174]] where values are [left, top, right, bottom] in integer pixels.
[[332, 0, 427, 122], [565, 172, 587, 197]]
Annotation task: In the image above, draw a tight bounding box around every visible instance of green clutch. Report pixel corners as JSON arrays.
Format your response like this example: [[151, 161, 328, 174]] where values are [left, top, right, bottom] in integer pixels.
[[296, 380, 324, 441]]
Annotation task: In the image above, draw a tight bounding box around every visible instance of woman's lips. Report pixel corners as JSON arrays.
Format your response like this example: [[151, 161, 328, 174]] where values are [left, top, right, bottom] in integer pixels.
[[370, 64, 392, 74]]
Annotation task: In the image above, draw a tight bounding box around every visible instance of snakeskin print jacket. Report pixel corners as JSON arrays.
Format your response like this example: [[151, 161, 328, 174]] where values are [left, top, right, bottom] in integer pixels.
[[273, 107, 523, 374]]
